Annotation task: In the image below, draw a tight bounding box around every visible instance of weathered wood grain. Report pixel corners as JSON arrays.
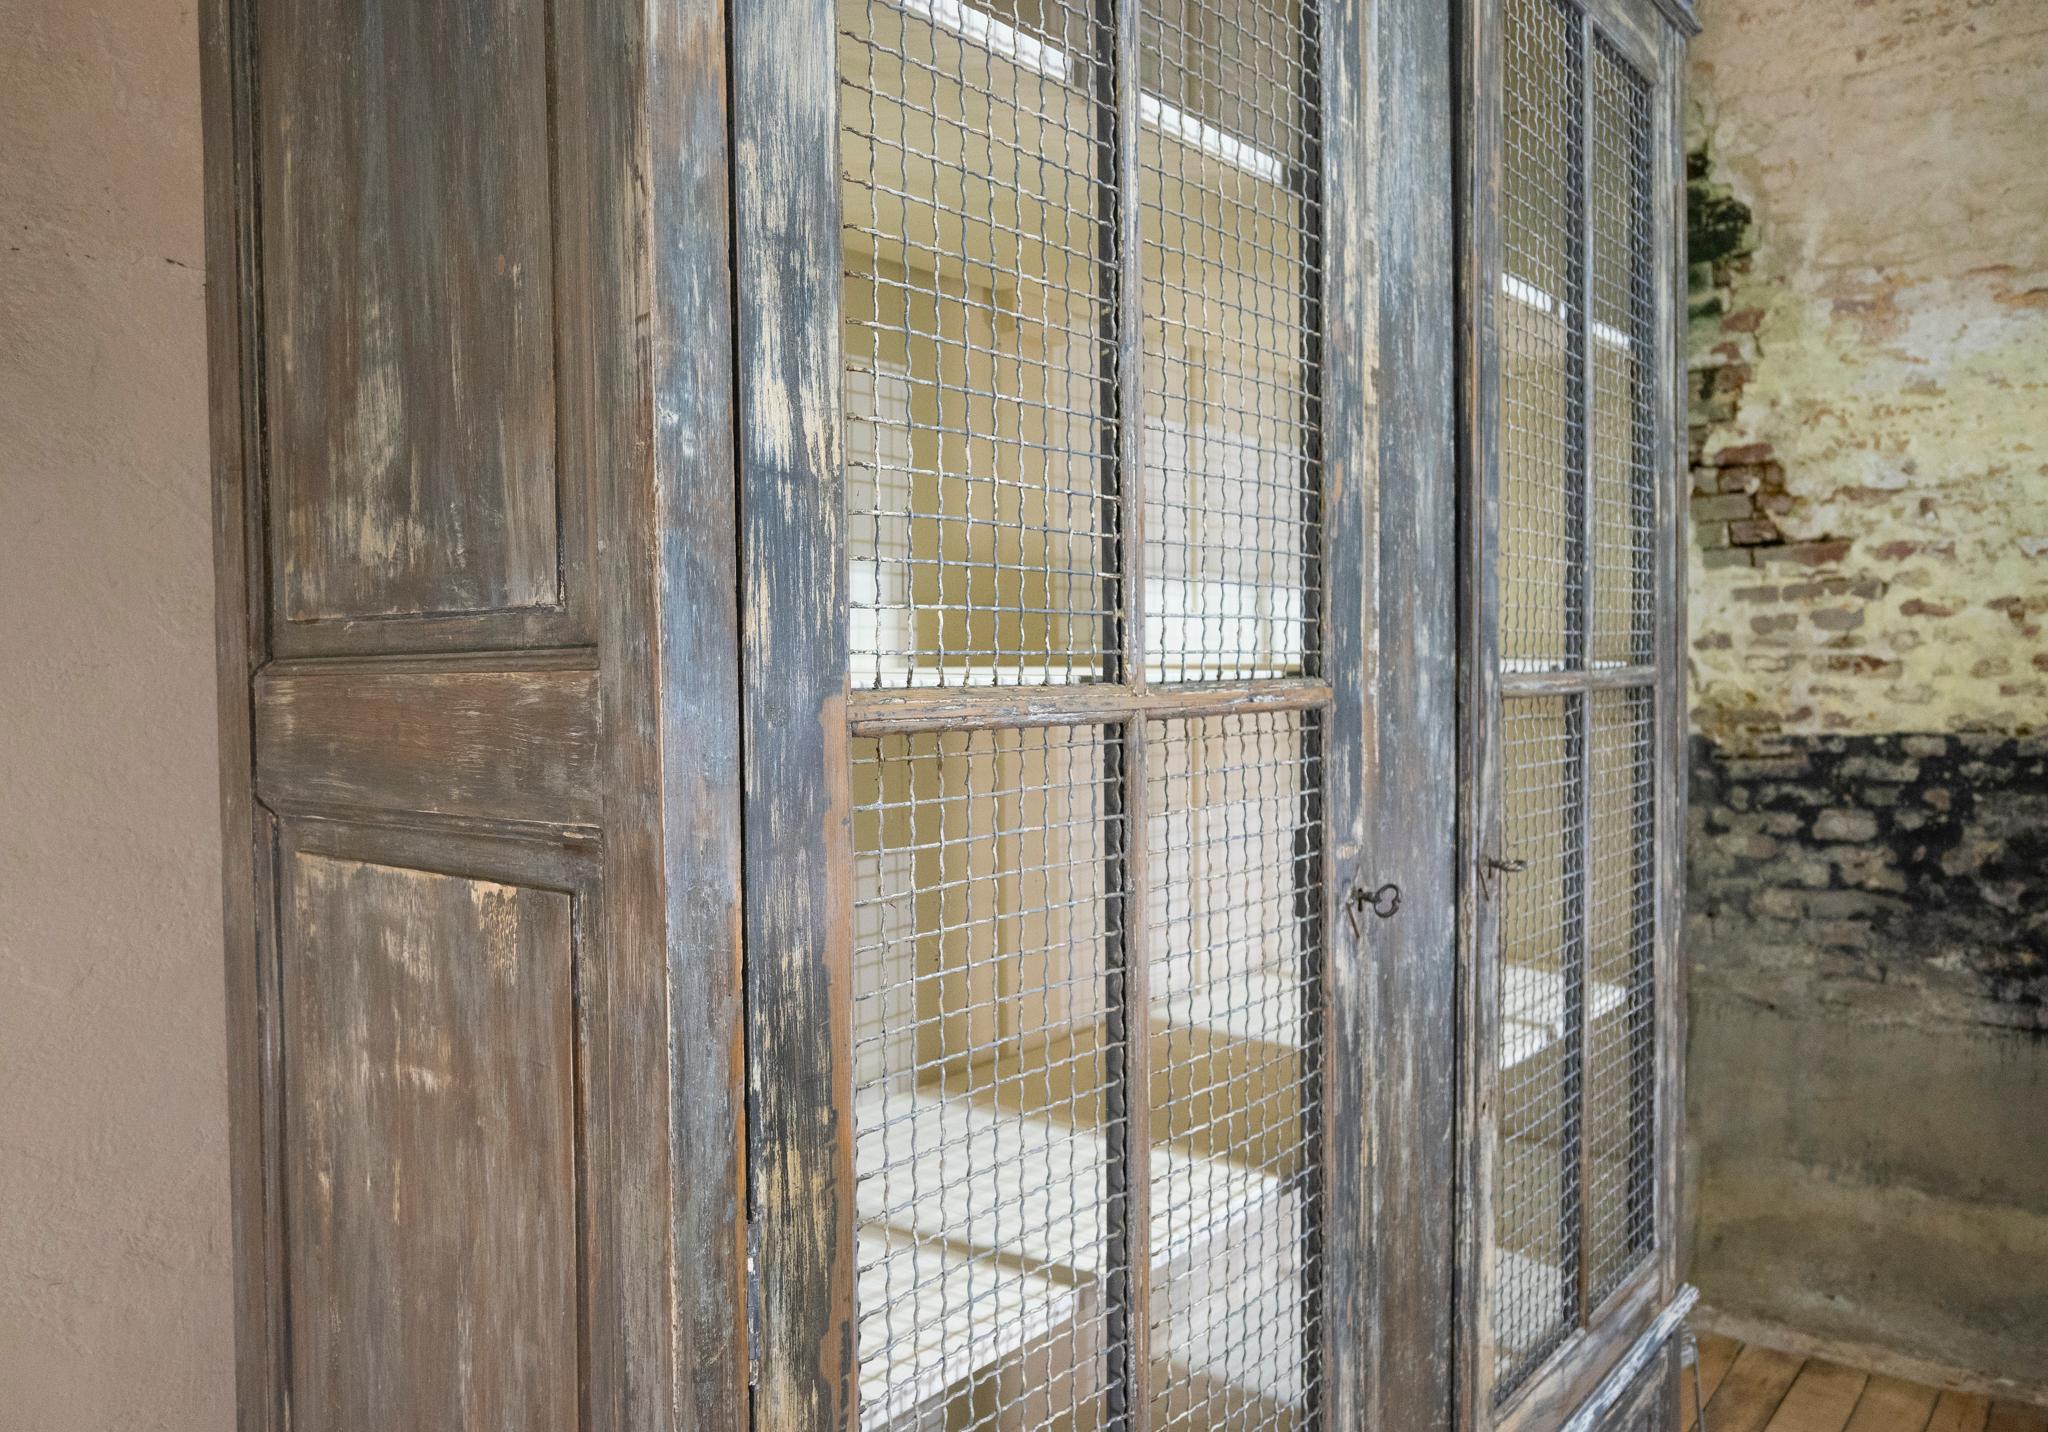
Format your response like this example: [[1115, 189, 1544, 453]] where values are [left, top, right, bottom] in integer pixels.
[[209, 0, 738, 1429], [201, 0, 281, 1422], [1840, 1375, 1942, 1432], [1682, 1333, 1742, 1427], [1928, 1393, 1995, 1432], [1458, 0, 1695, 1423], [732, 0, 857, 1423], [1762, 1359, 1869, 1432], [1988, 1404, 2048, 1432], [1703, 1345, 1807, 1432], [280, 848, 580, 1432], [258, 0, 560, 626], [847, 678, 1334, 735], [1317, 0, 1374, 1424], [254, 655, 600, 830], [643, 0, 750, 1421], [1367, 0, 1459, 1428]]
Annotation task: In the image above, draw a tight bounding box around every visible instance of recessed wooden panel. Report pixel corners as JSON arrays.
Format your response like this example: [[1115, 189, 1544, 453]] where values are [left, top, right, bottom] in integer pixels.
[[259, 0, 560, 623], [281, 851, 579, 1432], [254, 655, 601, 829]]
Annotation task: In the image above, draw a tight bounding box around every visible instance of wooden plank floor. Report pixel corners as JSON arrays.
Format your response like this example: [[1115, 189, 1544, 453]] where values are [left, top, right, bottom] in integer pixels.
[[1684, 1336, 2048, 1432]]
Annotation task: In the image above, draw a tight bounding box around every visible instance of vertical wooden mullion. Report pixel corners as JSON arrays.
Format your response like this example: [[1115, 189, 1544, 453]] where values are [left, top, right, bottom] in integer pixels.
[[732, 0, 856, 1424], [1458, 0, 1509, 1417], [1652, 16, 1690, 1308], [1565, 2, 1596, 1332], [1314, 0, 1371, 1423], [1107, 715, 1154, 1431]]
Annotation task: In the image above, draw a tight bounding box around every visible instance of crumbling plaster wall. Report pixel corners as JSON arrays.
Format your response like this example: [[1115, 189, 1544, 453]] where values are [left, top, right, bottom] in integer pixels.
[[1684, 0, 2048, 1392]]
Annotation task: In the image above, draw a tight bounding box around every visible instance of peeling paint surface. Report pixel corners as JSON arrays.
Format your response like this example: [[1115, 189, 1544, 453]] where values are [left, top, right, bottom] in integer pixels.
[[1684, 0, 2048, 1390], [1686, 0, 2048, 743]]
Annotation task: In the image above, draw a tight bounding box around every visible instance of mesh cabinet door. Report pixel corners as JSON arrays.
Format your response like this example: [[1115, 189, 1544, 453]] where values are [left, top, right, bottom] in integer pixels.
[[1461, 0, 1692, 1423], [735, 0, 1373, 1426]]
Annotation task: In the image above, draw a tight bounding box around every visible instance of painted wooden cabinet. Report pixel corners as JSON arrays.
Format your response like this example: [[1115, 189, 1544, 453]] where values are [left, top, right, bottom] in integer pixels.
[[201, 0, 1695, 1428]]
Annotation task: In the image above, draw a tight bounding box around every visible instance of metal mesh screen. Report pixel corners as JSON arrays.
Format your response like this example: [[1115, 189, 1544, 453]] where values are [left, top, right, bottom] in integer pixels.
[[1495, 696, 1584, 1386], [1589, 38, 1655, 669], [1584, 689, 1655, 1300], [851, 726, 1126, 1429], [1499, 0, 1584, 674], [1147, 711, 1322, 1428], [1491, 0, 1663, 1401], [836, 0, 1330, 1421], [1140, 0, 1323, 684], [840, 0, 1116, 689]]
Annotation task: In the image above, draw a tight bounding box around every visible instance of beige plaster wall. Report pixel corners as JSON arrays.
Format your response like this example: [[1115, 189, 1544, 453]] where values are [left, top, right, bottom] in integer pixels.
[[1687, 0, 2048, 743], [0, 1, 234, 1427]]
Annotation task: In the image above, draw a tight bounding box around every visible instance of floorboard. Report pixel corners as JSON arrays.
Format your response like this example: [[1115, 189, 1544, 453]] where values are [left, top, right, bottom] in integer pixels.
[[1764, 1360, 1871, 1432], [1926, 1392, 1993, 1432], [1842, 1374, 1942, 1432], [1685, 1334, 1742, 1425], [1689, 1339, 2048, 1432], [1706, 1344, 1809, 1432]]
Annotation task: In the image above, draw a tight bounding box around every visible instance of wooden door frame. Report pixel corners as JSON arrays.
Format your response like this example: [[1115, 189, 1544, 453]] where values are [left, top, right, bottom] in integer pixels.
[[730, 0, 1458, 1426], [1453, 0, 1697, 1428]]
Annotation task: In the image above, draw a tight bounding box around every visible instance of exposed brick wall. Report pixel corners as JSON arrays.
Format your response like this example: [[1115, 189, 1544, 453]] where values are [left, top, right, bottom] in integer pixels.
[[1691, 734, 2048, 1024], [1683, 0, 2048, 1386]]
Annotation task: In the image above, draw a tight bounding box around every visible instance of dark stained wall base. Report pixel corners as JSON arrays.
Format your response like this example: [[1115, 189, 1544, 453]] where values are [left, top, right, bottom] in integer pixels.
[[1686, 732, 2048, 1390]]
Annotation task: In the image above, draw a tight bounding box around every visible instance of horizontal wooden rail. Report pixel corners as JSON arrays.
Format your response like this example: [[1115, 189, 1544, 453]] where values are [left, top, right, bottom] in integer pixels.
[[848, 677, 1335, 735]]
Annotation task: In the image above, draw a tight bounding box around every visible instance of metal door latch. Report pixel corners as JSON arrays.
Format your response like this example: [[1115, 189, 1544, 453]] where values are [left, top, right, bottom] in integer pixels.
[[1345, 882, 1402, 938], [1479, 853, 1527, 899]]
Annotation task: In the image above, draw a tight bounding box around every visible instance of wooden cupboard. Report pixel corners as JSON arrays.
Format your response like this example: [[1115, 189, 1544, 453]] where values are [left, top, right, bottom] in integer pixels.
[[200, 0, 1697, 1427]]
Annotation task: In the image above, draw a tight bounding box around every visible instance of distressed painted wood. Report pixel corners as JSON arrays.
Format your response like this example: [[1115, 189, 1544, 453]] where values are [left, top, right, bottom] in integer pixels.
[[642, 0, 750, 1420], [1318, 0, 1375, 1424], [1460, 0, 1695, 1425], [730, 0, 857, 1423], [254, 656, 601, 829], [280, 844, 580, 1432], [1365, 0, 1459, 1427], [258, 0, 561, 625], [204, 0, 1697, 1426], [206, 0, 745, 1429], [848, 678, 1334, 735]]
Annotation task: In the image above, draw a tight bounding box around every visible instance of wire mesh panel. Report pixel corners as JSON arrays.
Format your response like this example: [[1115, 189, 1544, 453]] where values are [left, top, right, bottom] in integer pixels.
[[1584, 689, 1655, 1300], [832, 0, 1334, 1423], [1487, 0, 1667, 1406], [840, 0, 1117, 688], [1494, 696, 1584, 1387], [1499, 0, 1584, 674], [1589, 38, 1656, 670], [851, 726, 1127, 1429], [1139, 0, 1323, 684], [1147, 711, 1323, 1428]]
